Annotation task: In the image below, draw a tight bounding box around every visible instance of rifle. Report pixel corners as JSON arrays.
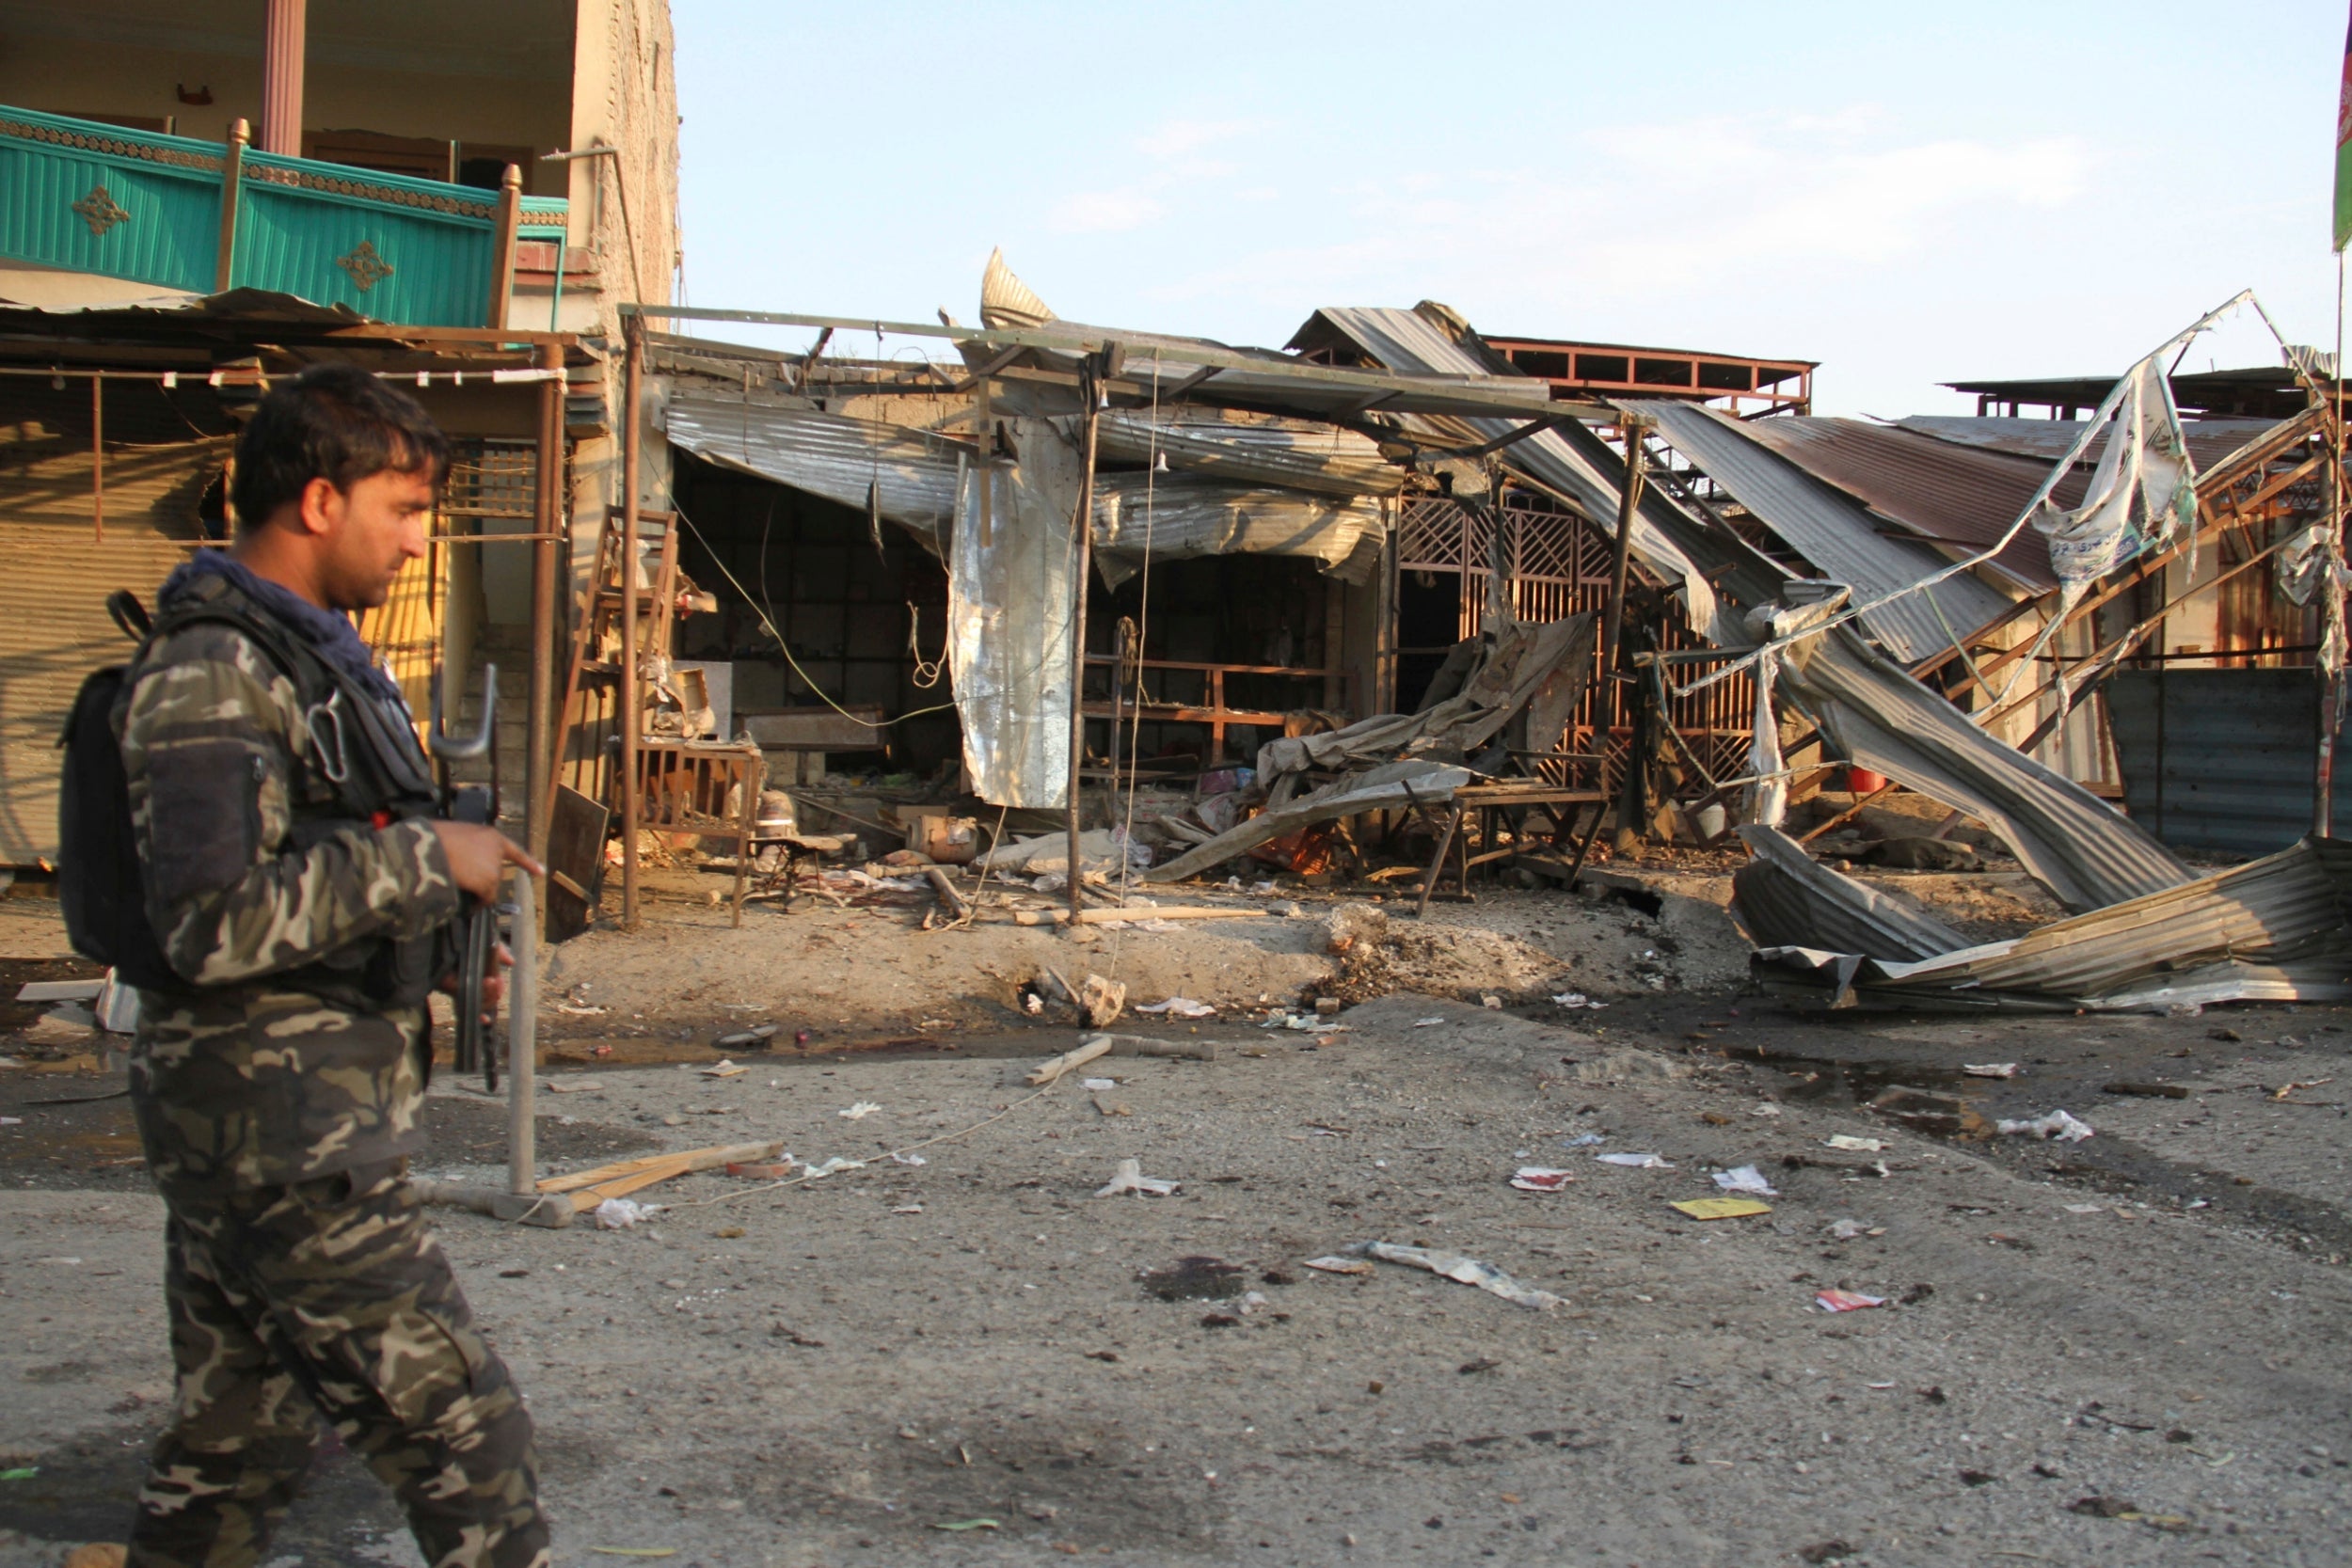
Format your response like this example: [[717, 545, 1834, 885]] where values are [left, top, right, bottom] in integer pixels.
[[429, 666, 505, 1090]]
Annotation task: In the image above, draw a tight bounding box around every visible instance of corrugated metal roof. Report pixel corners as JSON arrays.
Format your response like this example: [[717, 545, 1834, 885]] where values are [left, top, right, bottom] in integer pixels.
[[1895, 415, 2281, 470], [1734, 418, 2061, 592], [1753, 835, 2352, 1012], [662, 394, 963, 539], [1091, 475, 1383, 584], [1732, 825, 1966, 961], [1782, 622, 2192, 912], [1287, 306, 1724, 638], [2106, 669, 2350, 856], [1096, 411, 1400, 498], [1636, 401, 2016, 662]]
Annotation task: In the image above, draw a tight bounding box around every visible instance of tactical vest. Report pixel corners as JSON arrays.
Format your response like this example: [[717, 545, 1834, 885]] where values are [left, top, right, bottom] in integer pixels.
[[72, 572, 453, 1010]]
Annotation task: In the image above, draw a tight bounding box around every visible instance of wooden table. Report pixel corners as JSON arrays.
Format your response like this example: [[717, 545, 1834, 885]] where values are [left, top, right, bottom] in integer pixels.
[[1416, 784, 1610, 917]]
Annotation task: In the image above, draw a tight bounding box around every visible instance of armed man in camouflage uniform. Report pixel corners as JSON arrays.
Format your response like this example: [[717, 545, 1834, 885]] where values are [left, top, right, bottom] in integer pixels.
[[117, 364, 548, 1568]]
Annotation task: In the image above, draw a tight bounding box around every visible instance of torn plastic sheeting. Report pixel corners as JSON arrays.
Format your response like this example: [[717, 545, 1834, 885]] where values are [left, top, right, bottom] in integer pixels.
[[1730, 824, 1969, 963], [1343, 1240, 1564, 1309], [1768, 602, 2190, 912], [1089, 475, 1385, 589], [1750, 834, 2352, 1013], [1143, 759, 1473, 883], [947, 417, 1081, 809]]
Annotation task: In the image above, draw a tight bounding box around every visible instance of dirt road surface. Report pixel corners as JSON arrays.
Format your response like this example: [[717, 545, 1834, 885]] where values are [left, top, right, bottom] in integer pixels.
[[7, 911, 2352, 1566]]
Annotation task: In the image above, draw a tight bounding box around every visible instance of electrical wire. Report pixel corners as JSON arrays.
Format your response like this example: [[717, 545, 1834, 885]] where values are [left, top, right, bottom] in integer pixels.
[[1104, 355, 1166, 980]]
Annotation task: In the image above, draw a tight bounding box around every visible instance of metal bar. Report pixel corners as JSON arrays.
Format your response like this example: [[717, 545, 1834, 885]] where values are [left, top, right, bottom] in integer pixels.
[[214, 119, 246, 292], [620, 318, 643, 927], [507, 870, 536, 1197], [89, 372, 102, 542], [618, 304, 1592, 420], [525, 341, 562, 893]]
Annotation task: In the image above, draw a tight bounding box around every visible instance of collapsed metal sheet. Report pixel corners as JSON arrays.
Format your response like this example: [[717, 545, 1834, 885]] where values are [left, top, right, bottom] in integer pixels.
[[1752, 835, 2352, 1012], [1772, 612, 2192, 912], [1142, 759, 1474, 883], [1090, 475, 1384, 587], [1096, 410, 1400, 498], [947, 417, 1080, 809], [1730, 825, 1967, 963], [1637, 400, 2016, 663], [1289, 306, 1725, 642], [662, 395, 962, 540]]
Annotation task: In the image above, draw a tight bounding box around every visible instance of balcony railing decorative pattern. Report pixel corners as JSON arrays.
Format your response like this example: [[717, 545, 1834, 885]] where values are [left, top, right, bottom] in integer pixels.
[[0, 105, 564, 327]]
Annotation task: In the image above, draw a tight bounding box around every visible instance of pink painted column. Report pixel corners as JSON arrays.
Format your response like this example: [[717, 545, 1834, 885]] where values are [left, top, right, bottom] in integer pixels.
[[260, 0, 306, 156]]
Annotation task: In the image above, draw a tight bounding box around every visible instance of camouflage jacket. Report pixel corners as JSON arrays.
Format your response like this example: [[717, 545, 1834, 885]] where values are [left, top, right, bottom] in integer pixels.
[[120, 612, 460, 1191]]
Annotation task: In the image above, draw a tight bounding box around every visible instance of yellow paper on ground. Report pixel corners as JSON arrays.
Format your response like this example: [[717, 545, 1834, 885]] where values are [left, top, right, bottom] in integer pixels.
[[1671, 1197, 1771, 1220]]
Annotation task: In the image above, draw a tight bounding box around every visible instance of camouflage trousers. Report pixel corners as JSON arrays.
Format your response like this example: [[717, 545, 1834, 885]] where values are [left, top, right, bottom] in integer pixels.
[[127, 1163, 549, 1568]]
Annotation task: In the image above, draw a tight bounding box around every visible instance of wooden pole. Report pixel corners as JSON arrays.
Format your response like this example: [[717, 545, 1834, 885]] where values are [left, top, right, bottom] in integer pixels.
[[620, 317, 644, 927], [1598, 413, 1652, 682], [525, 341, 563, 891], [89, 373, 102, 542], [1067, 362, 1102, 923], [486, 165, 522, 332], [215, 119, 246, 293]]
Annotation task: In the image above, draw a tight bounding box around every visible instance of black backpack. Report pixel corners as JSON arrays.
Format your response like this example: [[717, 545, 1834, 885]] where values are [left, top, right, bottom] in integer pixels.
[[56, 592, 177, 989]]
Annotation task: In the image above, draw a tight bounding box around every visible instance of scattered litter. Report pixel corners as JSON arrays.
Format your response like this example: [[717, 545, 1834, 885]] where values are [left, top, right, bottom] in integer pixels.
[[1996, 1109, 2094, 1142], [1303, 1255, 1375, 1275], [2064, 1203, 2106, 1214], [16, 980, 101, 1003], [1344, 1241, 1564, 1310], [1081, 1077, 1119, 1091], [1481, 995, 1503, 1009], [892, 1204, 924, 1215], [1670, 1197, 1771, 1221], [1509, 1167, 1578, 1192], [1712, 1164, 1779, 1196], [1140, 1256, 1245, 1300], [838, 1101, 881, 1120], [1595, 1152, 1674, 1169], [1816, 1289, 1885, 1312], [1413, 1017, 1445, 1027], [726, 1158, 801, 1180], [803, 1157, 866, 1180], [587, 1551, 676, 1560], [34, 1257, 82, 1266], [1560, 1132, 1605, 1148], [930, 1519, 1002, 1533], [701, 1060, 746, 1078], [1096, 1159, 1179, 1197], [889, 1152, 928, 1166], [1825, 1135, 1887, 1152], [1263, 1012, 1349, 1032], [1079, 974, 1128, 1028], [1827, 1218, 1873, 1240], [0, 1116, 19, 1126], [1751, 1102, 1783, 1117], [1136, 997, 1216, 1019], [541, 1079, 603, 1095], [715, 1024, 778, 1050], [1963, 1062, 2021, 1078], [0, 1467, 36, 1481], [1551, 992, 1606, 1009], [555, 1004, 610, 1016], [593, 1198, 653, 1229]]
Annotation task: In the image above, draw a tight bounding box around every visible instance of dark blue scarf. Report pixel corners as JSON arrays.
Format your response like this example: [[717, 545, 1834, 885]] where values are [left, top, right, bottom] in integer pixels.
[[160, 551, 404, 702]]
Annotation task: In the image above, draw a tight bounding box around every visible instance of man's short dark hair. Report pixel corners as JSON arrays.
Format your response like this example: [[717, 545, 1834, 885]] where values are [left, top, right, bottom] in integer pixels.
[[230, 363, 450, 531]]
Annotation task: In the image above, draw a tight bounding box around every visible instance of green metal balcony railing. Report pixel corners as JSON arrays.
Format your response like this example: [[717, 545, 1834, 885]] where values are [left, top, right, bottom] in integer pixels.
[[0, 104, 566, 328]]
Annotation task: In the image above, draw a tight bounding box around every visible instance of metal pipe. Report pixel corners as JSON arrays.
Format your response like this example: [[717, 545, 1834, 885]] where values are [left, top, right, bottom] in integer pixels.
[[507, 871, 537, 1197], [621, 318, 644, 927], [1598, 415, 1652, 681], [525, 341, 562, 887]]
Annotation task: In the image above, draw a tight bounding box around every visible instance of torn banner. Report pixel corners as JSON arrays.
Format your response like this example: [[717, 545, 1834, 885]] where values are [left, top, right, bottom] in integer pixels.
[[947, 417, 1081, 808]]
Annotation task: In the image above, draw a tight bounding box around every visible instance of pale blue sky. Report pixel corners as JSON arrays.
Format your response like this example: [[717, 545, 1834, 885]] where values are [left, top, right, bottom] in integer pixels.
[[671, 2, 2347, 417]]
